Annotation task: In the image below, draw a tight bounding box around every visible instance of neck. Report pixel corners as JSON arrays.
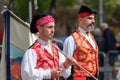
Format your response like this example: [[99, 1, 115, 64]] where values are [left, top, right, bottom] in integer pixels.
[[38, 36, 49, 42], [79, 26, 88, 32]]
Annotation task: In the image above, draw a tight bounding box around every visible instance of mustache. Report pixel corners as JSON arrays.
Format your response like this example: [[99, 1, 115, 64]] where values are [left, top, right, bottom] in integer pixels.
[[87, 23, 95, 31], [87, 23, 95, 27]]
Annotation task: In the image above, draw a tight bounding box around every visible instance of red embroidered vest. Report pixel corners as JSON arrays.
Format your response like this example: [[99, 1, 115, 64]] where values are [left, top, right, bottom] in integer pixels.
[[31, 40, 59, 80], [71, 29, 99, 77]]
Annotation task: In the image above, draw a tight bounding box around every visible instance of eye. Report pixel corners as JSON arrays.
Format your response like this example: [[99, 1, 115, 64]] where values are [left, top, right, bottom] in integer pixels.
[[48, 26, 55, 28], [87, 17, 95, 20]]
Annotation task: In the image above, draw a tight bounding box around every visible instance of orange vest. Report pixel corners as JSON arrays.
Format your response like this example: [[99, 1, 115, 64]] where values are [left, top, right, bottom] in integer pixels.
[[31, 40, 59, 80], [71, 29, 99, 77]]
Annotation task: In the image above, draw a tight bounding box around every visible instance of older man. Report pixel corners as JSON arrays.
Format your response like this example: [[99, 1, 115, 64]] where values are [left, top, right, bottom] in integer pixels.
[[63, 5, 99, 80]]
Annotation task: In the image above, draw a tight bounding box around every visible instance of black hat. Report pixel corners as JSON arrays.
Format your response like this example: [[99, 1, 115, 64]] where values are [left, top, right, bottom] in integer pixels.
[[78, 5, 97, 18]]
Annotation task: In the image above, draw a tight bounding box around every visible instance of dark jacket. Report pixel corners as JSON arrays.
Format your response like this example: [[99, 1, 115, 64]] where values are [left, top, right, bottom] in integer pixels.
[[103, 28, 117, 53]]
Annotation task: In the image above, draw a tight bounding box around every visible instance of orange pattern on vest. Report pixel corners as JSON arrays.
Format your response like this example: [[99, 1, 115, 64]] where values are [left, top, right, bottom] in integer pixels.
[[71, 29, 99, 77], [31, 40, 59, 80]]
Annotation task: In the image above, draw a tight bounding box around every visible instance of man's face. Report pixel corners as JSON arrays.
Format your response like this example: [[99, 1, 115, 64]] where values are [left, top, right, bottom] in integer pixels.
[[81, 15, 95, 31], [38, 22, 55, 41]]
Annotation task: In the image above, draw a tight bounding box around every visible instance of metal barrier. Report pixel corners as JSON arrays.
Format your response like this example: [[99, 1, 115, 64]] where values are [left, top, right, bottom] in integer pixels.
[[107, 50, 120, 80], [107, 50, 120, 66], [99, 50, 120, 80], [99, 51, 108, 80]]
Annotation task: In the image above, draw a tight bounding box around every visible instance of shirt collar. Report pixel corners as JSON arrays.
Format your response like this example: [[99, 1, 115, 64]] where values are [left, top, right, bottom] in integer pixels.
[[78, 26, 88, 35], [37, 38, 48, 45]]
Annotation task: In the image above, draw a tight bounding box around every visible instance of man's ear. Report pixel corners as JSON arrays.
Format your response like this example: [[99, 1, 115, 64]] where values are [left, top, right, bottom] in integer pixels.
[[37, 26, 42, 32], [78, 18, 82, 21]]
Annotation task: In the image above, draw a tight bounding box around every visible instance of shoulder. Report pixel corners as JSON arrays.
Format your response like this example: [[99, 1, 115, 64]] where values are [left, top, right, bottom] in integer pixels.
[[24, 49, 36, 57], [64, 36, 74, 42], [63, 36, 76, 47], [22, 49, 37, 64]]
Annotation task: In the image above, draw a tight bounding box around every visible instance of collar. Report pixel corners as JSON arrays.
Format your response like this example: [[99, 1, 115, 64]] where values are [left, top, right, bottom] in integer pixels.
[[37, 38, 49, 46], [78, 26, 88, 35]]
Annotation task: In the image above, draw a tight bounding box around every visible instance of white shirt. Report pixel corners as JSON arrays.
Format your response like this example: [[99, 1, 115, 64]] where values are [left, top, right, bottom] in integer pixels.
[[117, 69, 120, 80], [21, 38, 71, 80], [63, 27, 96, 74]]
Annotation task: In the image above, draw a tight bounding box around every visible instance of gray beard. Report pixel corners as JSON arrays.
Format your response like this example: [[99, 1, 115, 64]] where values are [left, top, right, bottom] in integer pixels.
[[87, 24, 94, 31]]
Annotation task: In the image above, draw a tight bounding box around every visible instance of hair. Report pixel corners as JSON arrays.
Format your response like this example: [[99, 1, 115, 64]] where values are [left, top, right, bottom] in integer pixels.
[[30, 13, 49, 33], [94, 28, 101, 36], [100, 22, 109, 29]]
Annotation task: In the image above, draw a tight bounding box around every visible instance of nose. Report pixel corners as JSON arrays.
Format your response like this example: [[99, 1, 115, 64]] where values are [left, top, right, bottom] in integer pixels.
[[52, 27, 55, 32], [92, 18, 95, 23]]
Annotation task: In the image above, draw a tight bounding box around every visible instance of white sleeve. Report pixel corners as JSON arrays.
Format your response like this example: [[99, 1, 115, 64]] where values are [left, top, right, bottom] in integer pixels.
[[21, 49, 51, 80], [63, 36, 76, 57], [60, 36, 76, 78], [117, 69, 120, 80], [58, 51, 71, 78]]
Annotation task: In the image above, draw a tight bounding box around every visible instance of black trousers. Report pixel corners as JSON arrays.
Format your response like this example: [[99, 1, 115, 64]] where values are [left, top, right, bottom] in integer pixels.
[[87, 74, 98, 80], [87, 77, 96, 80]]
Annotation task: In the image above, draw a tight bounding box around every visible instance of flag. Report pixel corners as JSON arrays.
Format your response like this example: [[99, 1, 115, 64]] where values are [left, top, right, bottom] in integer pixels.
[[0, 12, 5, 44], [0, 8, 36, 80], [0, 9, 6, 80]]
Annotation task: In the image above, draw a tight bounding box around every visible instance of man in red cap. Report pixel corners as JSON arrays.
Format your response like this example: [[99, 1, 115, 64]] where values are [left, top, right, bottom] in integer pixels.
[[21, 13, 77, 80], [63, 5, 99, 80]]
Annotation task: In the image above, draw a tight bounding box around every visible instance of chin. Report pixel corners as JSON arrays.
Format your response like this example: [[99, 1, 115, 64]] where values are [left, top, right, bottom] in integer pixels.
[[49, 37, 53, 39], [87, 26, 94, 31]]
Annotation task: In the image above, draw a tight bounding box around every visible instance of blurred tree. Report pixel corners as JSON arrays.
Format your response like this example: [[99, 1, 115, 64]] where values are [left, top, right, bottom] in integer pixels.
[[54, 0, 78, 36], [5, 0, 29, 21], [5, 0, 54, 22], [48, 0, 56, 14], [2, 0, 120, 37], [108, 5, 120, 27], [87, 0, 120, 27]]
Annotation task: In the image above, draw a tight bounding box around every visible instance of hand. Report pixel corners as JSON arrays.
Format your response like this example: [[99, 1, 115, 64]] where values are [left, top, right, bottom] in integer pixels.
[[63, 57, 77, 68], [51, 67, 63, 78]]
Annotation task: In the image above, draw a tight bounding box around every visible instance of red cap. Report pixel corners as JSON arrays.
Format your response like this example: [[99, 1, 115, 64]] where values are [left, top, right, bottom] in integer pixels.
[[36, 15, 55, 28], [78, 12, 95, 18]]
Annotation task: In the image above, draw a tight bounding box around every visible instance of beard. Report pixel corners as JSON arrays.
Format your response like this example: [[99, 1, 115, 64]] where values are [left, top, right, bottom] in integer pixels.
[[87, 23, 95, 31]]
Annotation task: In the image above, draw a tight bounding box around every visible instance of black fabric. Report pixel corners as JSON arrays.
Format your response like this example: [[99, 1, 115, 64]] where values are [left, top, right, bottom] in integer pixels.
[[60, 66, 74, 80], [66, 66, 74, 80], [102, 28, 117, 53], [86, 73, 98, 80], [30, 13, 50, 33], [87, 77, 96, 80], [78, 5, 97, 14]]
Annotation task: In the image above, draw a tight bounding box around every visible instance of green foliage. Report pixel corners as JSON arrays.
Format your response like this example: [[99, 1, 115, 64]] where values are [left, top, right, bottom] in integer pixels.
[[57, 0, 77, 8], [11, 0, 29, 21], [5, 0, 120, 36], [37, 0, 51, 13], [87, 0, 120, 24], [87, 0, 119, 14]]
